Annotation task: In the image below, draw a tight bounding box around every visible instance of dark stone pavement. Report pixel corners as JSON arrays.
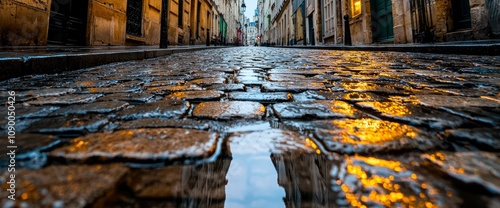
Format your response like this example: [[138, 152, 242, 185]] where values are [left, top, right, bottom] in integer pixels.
[[1, 47, 500, 207]]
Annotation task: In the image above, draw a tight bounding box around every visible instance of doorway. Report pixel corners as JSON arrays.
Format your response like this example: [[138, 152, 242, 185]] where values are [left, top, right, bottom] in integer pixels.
[[48, 0, 89, 45], [370, 0, 394, 42], [452, 0, 472, 30]]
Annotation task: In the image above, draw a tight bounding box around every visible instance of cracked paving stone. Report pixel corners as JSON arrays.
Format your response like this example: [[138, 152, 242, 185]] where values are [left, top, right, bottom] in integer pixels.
[[117, 99, 189, 120], [118, 118, 210, 130], [17, 88, 76, 98], [145, 85, 204, 95], [273, 100, 361, 119], [228, 129, 316, 154], [97, 93, 155, 103], [167, 90, 223, 101], [188, 77, 226, 86], [422, 151, 500, 194], [417, 95, 500, 108], [445, 128, 500, 151], [206, 84, 245, 92], [26, 94, 103, 105], [229, 92, 291, 103], [0, 164, 128, 208], [51, 128, 219, 161], [26, 115, 108, 134], [284, 118, 442, 154], [193, 101, 265, 120], [261, 82, 326, 92], [356, 101, 468, 129], [49, 101, 129, 116], [329, 155, 461, 208]]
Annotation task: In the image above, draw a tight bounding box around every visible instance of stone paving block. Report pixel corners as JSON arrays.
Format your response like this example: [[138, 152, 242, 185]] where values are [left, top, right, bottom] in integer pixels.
[[188, 77, 226, 86], [330, 81, 401, 94], [26, 94, 103, 105], [422, 151, 500, 194], [51, 128, 219, 161], [261, 82, 326, 92], [97, 93, 155, 103], [444, 128, 500, 151], [49, 101, 129, 116], [117, 99, 189, 120], [417, 95, 500, 107], [0, 105, 59, 119], [118, 118, 210, 130], [26, 115, 108, 134], [293, 91, 384, 102], [144, 80, 186, 87], [0, 133, 58, 160], [193, 101, 265, 120], [235, 76, 268, 85], [125, 158, 230, 200], [207, 84, 246, 92], [228, 129, 316, 154], [79, 86, 141, 94], [283, 118, 442, 154], [268, 68, 331, 75], [17, 88, 76, 98], [356, 101, 468, 129], [167, 90, 223, 101], [273, 100, 361, 119], [0, 164, 128, 207], [74, 79, 119, 88], [229, 92, 291, 103], [328, 155, 461, 208], [145, 85, 204, 95]]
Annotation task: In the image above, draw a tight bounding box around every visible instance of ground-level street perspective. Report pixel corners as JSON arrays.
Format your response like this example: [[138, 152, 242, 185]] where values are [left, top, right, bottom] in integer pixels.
[[0, 46, 499, 207]]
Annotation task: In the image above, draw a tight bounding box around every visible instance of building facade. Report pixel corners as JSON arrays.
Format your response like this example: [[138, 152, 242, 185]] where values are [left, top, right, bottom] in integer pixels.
[[0, 0, 238, 46], [257, 0, 500, 46]]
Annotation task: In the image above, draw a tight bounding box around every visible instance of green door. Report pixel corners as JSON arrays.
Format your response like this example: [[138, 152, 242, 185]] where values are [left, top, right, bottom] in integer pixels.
[[371, 0, 394, 42]]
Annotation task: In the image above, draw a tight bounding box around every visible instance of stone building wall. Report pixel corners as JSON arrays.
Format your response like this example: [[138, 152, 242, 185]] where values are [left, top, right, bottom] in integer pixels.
[[0, 0, 51, 46], [89, 0, 127, 45]]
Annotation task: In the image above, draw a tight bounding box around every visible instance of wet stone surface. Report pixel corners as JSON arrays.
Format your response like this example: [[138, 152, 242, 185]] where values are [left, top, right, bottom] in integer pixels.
[[51, 128, 219, 161], [1, 48, 500, 206]]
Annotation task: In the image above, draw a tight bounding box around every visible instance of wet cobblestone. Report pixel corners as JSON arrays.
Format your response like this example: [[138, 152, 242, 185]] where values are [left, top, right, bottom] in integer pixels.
[[1, 47, 500, 207]]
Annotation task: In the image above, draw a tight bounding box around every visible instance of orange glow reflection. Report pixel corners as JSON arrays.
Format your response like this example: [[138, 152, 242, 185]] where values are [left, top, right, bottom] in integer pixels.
[[330, 100, 357, 117], [330, 118, 418, 144], [341, 156, 440, 208], [359, 101, 412, 117]]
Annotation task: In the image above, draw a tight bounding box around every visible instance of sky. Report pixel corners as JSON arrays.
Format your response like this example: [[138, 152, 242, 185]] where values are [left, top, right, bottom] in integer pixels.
[[244, 0, 258, 20]]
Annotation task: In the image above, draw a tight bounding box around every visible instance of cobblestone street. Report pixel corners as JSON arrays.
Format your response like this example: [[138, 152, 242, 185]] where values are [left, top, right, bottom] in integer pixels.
[[1, 47, 500, 207]]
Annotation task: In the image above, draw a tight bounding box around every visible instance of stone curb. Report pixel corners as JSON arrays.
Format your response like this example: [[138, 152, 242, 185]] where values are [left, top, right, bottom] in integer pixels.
[[0, 47, 223, 81], [273, 44, 500, 56]]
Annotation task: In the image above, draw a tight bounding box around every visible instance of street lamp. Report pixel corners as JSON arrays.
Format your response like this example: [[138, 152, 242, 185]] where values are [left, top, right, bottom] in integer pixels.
[[241, 0, 246, 13]]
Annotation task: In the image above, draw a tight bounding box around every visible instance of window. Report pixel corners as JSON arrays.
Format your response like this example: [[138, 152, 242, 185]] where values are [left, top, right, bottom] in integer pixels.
[[351, 0, 362, 17], [178, 0, 184, 28]]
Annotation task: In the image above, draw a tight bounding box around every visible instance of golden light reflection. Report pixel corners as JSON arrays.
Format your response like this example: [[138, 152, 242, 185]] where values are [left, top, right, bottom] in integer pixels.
[[359, 101, 412, 117], [340, 156, 439, 208], [68, 139, 89, 152], [341, 82, 376, 91], [330, 101, 357, 117], [305, 138, 322, 154], [343, 92, 372, 101], [330, 118, 418, 144]]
